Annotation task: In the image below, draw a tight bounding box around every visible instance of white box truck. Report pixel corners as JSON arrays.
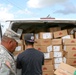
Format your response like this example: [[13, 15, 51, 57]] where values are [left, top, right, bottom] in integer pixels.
[[0, 19, 76, 41], [0, 19, 76, 75]]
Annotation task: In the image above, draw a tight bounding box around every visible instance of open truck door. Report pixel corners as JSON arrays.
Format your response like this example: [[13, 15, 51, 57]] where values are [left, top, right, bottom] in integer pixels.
[[0, 24, 2, 44]]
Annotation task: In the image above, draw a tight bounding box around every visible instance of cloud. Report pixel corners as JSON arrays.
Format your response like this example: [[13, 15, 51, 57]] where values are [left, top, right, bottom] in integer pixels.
[[0, 4, 14, 20], [17, 8, 39, 17], [27, 0, 67, 8], [54, 3, 76, 14], [17, 8, 32, 14]]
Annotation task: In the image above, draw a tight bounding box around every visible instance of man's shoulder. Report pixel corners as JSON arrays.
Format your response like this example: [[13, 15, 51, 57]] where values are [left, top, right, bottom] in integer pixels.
[[0, 48, 10, 56], [0, 45, 8, 54], [0, 48, 5, 55], [34, 48, 44, 55]]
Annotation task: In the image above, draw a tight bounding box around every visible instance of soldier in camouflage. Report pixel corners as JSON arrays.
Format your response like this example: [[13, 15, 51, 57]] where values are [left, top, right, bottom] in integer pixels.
[[0, 33, 18, 75]]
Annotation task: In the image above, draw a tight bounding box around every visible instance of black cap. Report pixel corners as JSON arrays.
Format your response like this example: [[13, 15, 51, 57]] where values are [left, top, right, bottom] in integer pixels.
[[24, 34, 35, 42]]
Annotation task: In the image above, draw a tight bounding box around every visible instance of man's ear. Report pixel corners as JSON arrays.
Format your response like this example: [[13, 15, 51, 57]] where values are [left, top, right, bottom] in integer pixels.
[[8, 39, 13, 45]]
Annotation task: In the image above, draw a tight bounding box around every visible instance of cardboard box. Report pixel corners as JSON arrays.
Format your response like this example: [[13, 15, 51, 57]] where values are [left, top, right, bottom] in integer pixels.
[[22, 34, 25, 40], [13, 50, 24, 56], [34, 45, 52, 52], [62, 35, 73, 39], [34, 33, 39, 39], [17, 29, 23, 37], [54, 64, 60, 69], [43, 71, 54, 75], [49, 27, 61, 32], [34, 45, 47, 53], [54, 58, 63, 64], [52, 39, 62, 45], [44, 52, 53, 59], [39, 32, 53, 39], [72, 66, 76, 68], [42, 65, 53, 71], [67, 59, 76, 65], [67, 28, 73, 35], [75, 32, 76, 38], [54, 62, 76, 75], [63, 39, 76, 45], [44, 59, 53, 65], [34, 39, 52, 46], [63, 57, 67, 63], [53, 45, 62, 52], [13, 45, 24, 56], [64, 46, 76, 52], [34, 45, 52, 53], [15, 45, 23, 51], [47, 45, 52, 52], [62, 35, 74, 43], [35, 28, 46, 33], [66, 51, 76, 58], [54, 52, 63, 57], [16, 40, 23, 45], [23, 40, 25, 45], [54, 30, 68, 38]]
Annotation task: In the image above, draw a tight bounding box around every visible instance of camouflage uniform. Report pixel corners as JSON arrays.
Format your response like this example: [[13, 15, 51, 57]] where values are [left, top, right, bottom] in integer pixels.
[[0, 45, 16, 75]]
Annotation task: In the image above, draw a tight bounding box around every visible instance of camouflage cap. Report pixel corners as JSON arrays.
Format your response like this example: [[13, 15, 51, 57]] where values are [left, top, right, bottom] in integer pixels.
[[4, 28, 21, 41]]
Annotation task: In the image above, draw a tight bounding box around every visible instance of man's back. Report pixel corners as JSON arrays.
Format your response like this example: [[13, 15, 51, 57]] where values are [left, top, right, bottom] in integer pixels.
[[17, 48, 44, 75]]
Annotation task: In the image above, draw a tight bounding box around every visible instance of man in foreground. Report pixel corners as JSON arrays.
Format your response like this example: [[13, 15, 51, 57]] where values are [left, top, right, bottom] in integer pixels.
[[0, 29, 19, 75]]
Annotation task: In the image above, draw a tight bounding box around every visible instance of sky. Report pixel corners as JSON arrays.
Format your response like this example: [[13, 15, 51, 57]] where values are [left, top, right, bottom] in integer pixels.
[[0, 0, 76, 21]]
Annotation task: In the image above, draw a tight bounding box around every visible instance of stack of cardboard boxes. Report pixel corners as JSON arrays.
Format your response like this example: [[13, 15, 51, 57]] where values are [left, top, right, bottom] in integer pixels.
[[52, 39, 63, 69], [64, 39, 76, 67], [34, 32, 54, 75], [13, 27, 76, 75]]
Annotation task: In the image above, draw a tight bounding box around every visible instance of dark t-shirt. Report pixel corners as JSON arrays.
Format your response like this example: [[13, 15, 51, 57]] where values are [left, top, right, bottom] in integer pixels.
[[17, 48, 44, 75]]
